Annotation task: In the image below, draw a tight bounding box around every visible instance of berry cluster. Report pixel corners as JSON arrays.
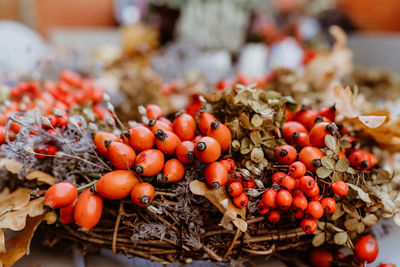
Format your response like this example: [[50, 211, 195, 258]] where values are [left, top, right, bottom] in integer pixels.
[[44, 104, 234, 230], [1, 70, 110, 155], [258, 106, 378, 233]]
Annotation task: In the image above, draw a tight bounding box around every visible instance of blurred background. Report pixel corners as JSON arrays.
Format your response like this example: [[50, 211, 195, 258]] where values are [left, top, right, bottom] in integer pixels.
[[1, 0, 400, 266]]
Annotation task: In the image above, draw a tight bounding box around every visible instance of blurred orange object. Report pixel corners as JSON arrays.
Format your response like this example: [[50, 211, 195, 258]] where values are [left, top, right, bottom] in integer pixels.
[[35, 0, 116, 38], [337, 0, 400, 32]]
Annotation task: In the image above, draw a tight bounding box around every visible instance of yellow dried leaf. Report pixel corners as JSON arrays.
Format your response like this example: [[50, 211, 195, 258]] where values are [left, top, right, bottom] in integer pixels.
[[358, 116, 387, 129], [0, 212, 56, 267], [25, 171, 55, 185], [0, 188, 31, 215], [0, 158, 55, 185], [333, 85, 359, 118], [0, 197, 45, 231], [189, 180, 247, 232], [0, 229, 4, 253]]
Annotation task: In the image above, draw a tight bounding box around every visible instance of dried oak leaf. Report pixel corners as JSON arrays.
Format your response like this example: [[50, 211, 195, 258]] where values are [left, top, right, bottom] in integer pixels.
[[332, 85, 359, 118], [0, 188, 31, 217], [0, 197, 46, 231], [189, 180, 247, 232], [0, 158, 55, 185], [0, 211, 56, 267]]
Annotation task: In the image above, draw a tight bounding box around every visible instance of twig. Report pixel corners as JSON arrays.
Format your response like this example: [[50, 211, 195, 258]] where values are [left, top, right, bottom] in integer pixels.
[[152, 213, 179, 232], [223, 229, 241, 258], [203, 245, 224, 262], [156, 191, 178, 197], [246, 217, 264, 224], [241, 245, 274, 255], [112, 202, 124, 255]]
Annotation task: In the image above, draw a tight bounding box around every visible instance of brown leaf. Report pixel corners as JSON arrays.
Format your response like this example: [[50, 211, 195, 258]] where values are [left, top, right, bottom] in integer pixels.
[[0, 197, 45, 231], [0, 212, 56, 267], [0, 229, 4, 253], [393, 213, 400, 227], [189, 180, 247, 232], [324, 135, 337, 152], [333, 85, 359, 118], [316, 167, 332, 179], [335, 158, 350, 172], [334, 232, 348, 245], [321, 156, 335, 170], [358, 115, 387, 129], [312, 232, 325, 247], [347, 183, 371, 203], [362, 214, 378, 226], [0, 188, 31, 216], [0, 158, 55, 185]]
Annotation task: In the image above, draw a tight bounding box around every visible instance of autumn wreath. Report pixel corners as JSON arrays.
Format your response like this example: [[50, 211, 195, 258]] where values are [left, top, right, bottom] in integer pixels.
[[0, 66, 399, 267]]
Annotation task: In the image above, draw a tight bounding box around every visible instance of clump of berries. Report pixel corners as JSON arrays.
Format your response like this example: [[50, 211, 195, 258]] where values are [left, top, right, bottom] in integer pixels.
[[45, 104, 235, 230], [257, 106, 378, 233]]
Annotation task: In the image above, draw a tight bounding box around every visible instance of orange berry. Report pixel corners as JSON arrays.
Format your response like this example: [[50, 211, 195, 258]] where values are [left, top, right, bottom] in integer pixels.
[[293, 108, 318, 130], [106, 141, 136, 169], [60, 198, 77, 224], [354, 235, 379, 264], [207, 121, 232, 152], [233, 193, 248, 208], [305, 201, 324, 219], [130, 182, 155, 207], [176, 141, 195, 163], [275, 145, 297, 164], [148, 119, 173, 133], [281, 175, 296, 191], [310, 249, 334, 267], [320, 197, 336, 214], [262, 189, 277, 208], [146, 104, 163, 120], [242, 179, 256, 189], [299, 146, 324, 171], [282, 121, 308, 142], [96, 170, 139, 199], [305, 182, 320, 198], [162, 158, 185, 183], [301, 218, 317, 233], [268, 210, 280, 223], [194, 136, 221, 163], [198, 109, 217, 135], [293, 210, 304, 219], [309, 122, 337, 148], [135, 149, 165, 176], [128, 126, 154, 152], [317, 105, 336, 122], [94, 131, 121, 157], [292, 194, 308, 212], [74, 188, 103, 231], [204, 162, 228, 189], [44, 182, 78, 209], [276, 189, 293, 210], [298, 175, 315, 192], [331, 181, 348, 196], [219, 158, 235, 173], [293, 132, 311, 147], [288, 161, 306, 179], [257, 202, 270, 215], [173, 110, 196, 141], [154, 129, 181, 155], [272, 172, 286, 185], [228, 181, 243, 197]]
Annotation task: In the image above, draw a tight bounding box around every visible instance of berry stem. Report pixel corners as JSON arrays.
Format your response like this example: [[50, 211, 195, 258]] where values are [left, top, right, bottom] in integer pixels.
[[77, 180, 98, 191]]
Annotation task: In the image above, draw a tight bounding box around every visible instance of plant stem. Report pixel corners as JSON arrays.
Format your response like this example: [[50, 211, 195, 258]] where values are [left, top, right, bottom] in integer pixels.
[[77, 180, 98, 191]]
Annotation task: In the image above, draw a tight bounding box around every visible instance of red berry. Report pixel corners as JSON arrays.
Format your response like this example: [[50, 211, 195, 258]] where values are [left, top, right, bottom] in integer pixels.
[[301, 218, 318, 233], [331, 181, 349, 196], [268, 210, 280, 223], [275, 145, 297, 164], [320, 197, 337, 214], [305, 201, 324, 219], [288, 161, 306, 179], [354, 235, 379, 264]]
